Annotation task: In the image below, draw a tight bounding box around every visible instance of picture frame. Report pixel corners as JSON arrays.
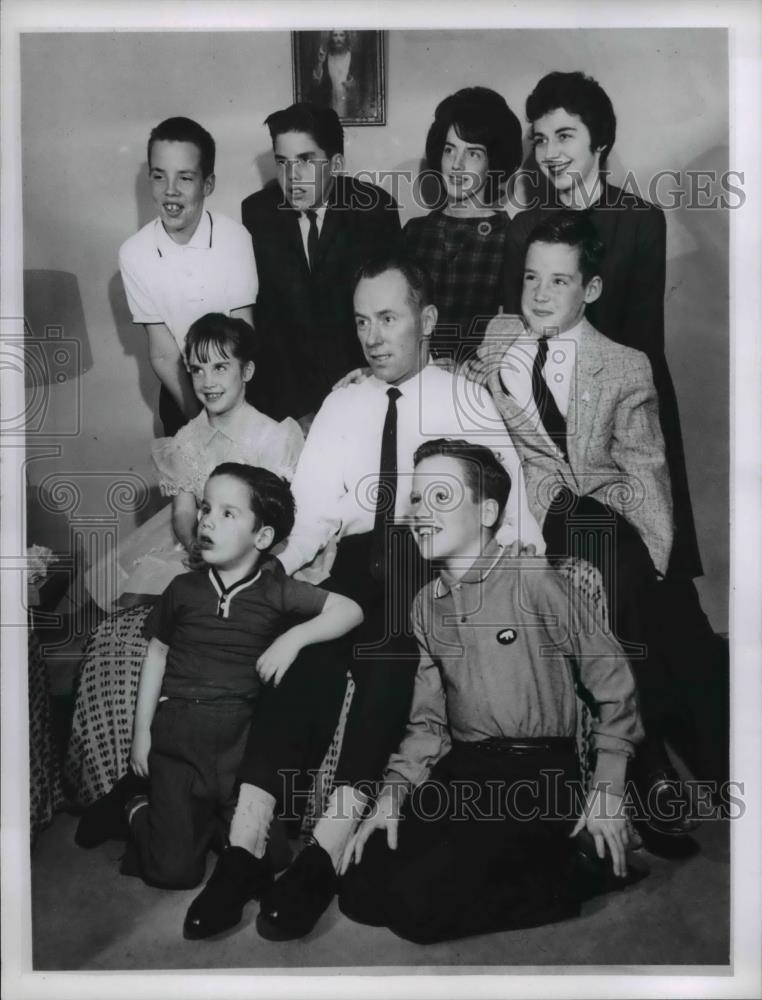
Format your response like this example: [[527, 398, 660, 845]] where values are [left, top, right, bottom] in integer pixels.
[[291, 30, 386, 126]]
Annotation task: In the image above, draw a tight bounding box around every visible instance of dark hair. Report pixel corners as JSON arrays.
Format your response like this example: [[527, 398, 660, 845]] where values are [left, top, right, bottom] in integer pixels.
[[526, 71, 616, 167], [425, 87, 523, 202], [352, 252, 434, 311], [184, 313, 261, 367], [525, 210, 605, 285], [208, 463, 295, 548], [413, 438, 511, 526], [264, 102, 344, 158], [147, 117, 216, 178]]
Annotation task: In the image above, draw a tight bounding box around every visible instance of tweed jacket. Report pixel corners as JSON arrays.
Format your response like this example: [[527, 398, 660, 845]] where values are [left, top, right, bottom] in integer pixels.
[[481, 316, 674, 576]]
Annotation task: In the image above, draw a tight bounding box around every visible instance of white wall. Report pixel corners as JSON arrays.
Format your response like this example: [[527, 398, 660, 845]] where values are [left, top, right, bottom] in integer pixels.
[[20, 28, 729, 629]]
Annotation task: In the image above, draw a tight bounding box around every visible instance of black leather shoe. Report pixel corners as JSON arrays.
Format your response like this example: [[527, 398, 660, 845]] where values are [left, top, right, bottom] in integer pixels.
[[256, 841, 338, 941], [183, 846, 274, 940], [634, 822, 700, 859], [570, 829, 649, 902], [633, 768, 701, 858], [74, 771, 148, 848], [639, 769, 700, 835]]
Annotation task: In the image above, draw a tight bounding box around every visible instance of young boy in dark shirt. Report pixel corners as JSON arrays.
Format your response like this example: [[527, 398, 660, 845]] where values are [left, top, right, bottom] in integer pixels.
[[77, 463, 362, 900]]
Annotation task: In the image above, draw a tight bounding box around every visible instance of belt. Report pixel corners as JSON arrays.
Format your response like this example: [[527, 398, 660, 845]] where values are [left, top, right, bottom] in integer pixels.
[[456, 737, 575, 757], [161, 694, 254, 707]]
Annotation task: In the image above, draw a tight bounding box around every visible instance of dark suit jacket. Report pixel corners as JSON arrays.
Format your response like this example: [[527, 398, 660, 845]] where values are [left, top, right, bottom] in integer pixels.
[[242, 175, 401, 422], [501, 182, 701, 578]]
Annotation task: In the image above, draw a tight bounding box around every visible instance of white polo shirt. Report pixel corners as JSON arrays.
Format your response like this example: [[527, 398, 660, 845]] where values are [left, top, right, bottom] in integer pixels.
[[118, 210, 258, 351]]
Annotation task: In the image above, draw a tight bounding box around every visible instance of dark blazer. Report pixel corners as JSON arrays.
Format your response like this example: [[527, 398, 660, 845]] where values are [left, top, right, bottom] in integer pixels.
[[242, 175, 401, 422], [501, 182, 701, 578]]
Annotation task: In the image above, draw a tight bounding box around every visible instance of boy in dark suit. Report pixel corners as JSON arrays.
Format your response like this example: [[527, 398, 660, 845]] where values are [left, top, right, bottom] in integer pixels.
[[241, 102, 401, 428]]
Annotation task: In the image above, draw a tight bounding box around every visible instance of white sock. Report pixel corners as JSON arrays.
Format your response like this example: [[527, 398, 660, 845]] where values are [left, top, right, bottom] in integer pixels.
[[312, 785, 368, 869], [229, 784, 276, 859]]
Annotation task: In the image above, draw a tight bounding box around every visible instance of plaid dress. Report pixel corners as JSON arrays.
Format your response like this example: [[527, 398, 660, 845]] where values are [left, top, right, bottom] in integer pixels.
[[403, 210, 510, 360]]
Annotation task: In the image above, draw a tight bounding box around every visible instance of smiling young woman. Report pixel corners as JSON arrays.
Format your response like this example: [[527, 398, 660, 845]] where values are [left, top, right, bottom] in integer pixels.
[[403, 87, 523, 361]]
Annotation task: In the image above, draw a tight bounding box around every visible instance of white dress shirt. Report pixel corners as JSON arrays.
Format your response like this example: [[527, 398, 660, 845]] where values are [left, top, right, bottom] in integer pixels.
[[277, 363, 545, 576]]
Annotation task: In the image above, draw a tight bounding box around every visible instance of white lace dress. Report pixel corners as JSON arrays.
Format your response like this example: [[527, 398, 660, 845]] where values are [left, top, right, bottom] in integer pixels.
[[85, 406, 304, 611]]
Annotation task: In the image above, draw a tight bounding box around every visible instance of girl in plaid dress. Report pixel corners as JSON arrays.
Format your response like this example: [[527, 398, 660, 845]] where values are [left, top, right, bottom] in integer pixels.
[[403, 87, 523, 361]]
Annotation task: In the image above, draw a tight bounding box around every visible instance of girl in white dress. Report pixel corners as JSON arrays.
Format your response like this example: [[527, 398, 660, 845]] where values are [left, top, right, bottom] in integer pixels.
[[86, 313, 303, 610]]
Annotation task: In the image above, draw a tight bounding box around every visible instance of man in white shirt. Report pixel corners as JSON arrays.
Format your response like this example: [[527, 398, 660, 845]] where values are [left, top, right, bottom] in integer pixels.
[[183, 252, 542, 943], [119, 117, 258, 434]]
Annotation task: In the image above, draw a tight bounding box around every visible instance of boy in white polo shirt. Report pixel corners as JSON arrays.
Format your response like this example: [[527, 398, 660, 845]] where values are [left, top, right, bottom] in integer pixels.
[[119, 117, 258, 434]]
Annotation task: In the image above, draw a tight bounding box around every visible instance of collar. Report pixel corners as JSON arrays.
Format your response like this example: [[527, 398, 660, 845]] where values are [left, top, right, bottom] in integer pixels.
[[435, 537, 504, 597], [154, 210, 213, 256], [365, 360, 436, 396], [208, 565, 262, 619], [197, 405, 252, 447], [301, 205, 328, 223], [544, 319, 584, 344]]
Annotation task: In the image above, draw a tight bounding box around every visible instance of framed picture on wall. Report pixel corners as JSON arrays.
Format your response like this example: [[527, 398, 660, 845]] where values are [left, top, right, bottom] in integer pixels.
[[291, 30, 386, 126]]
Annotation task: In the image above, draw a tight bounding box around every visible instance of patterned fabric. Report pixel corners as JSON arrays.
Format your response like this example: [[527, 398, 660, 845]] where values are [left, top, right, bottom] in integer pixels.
[[557, 558, 610, 789], [64, 605, 151, 805], [301, 676, 356, 834], [403, 211, 509, 357], [29, 631, 64, 844]]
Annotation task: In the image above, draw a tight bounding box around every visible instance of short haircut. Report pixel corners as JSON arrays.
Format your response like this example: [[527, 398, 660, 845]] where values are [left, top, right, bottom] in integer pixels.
[[184, 313, 262, 367], [352, 252, 434, 312], [526, 71, 617, 167], [425, 86, 523, 201], [264, 102, 344, 158], [208, 463, 296, 548], [525, 210, 605, 285], [413, 438, 511, 526], [147, 117, 216, 178]]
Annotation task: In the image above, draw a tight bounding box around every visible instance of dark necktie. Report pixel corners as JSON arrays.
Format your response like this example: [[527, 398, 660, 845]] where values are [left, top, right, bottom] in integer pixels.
[[370, 387, 402, 582], [531, 338, 568, 460], [305, 209, 319, 272]]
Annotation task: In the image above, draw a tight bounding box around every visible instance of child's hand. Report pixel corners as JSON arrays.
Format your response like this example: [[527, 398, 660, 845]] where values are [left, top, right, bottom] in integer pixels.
[[571, 787, 630, 878], [256, 631, 303, 687], [340, 785, 404, 874], [331, 366, 371, 391], [130, 729, 151, 778]]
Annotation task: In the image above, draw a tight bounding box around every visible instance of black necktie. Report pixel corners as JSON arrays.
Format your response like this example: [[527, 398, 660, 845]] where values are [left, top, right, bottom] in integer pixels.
[[370, 387, 402, 582], [532, 338, 568, 460], [305, 209, 319, 271]]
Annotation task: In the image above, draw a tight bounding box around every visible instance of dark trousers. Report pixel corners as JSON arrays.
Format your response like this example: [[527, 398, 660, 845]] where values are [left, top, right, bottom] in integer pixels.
[[339, 740, 580, 943], [543, 489, 674, 772], [652, 576, 729, 785], [239, 530, 433, 810], [130, 698, 252, 888]]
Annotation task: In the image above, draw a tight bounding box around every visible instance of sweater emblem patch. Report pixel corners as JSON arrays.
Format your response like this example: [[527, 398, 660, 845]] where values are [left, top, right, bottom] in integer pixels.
[[496, 628, 517, 645]]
